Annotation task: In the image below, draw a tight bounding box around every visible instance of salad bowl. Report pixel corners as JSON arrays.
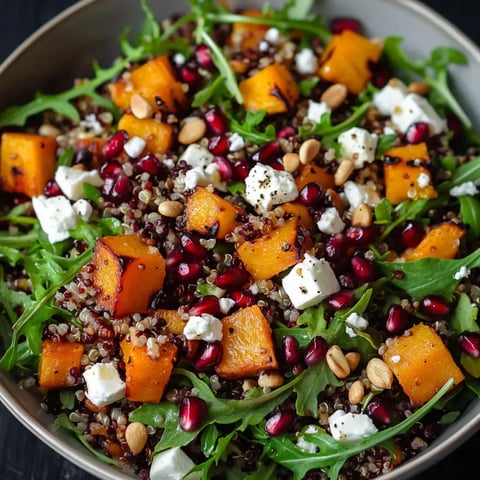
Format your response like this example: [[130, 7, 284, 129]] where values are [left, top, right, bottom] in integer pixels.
[[1, 1, 480, 479]]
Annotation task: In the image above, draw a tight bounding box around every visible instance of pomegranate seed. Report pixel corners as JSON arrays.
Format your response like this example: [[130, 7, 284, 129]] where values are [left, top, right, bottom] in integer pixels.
[[204, 108, 229, 135], [398, 221, 424, 249], [176, 262, 203, 283], [419, 295, 451, 317], [325, 233, 348, 261], [265, 410, 296, 436], [232, 159, 250, 180], [73, 148, 93, 168], [291, 363, 304, 376], [458, 332, 480, 358], [181, 234, 208, 260], [99, 159, 123, 180], [214, 156, 234, 181], [339, 273, 356, 289], [44, 179, 62, 197], [326, 290, 356, 311], [189, 296, 220, 316], [179, 65, 203, 87], [230, 290, 256, 308], [447, 113, 464, 141], [195, 44, 214, 71], [385, 304, 410, 334], [215, 266, 250, 290], [351, 257, 376, 284], [136, 154, 161, 175], [102, 173, 131, 201], [102, 130, 128, 158], [405, 122, 430, 144], [345, 226, 376, 246], [193, 341, 222, 371], [304, 336, 329, 366], [366, 398, 393, 425], [178, 396, 208, 432], [282, 335, 300, 366], [208, 135, 229, 155], [276, 126, 296, 139], [165, 247, 184, 270], [330, 17, 363, 34], [252, 141, 281, 164], [371, 63, 392, 89], [298, 182, 325, 207]]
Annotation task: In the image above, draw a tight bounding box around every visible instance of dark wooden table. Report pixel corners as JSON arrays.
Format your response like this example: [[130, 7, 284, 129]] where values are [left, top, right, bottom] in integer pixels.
[[0, 1, 479, 479]]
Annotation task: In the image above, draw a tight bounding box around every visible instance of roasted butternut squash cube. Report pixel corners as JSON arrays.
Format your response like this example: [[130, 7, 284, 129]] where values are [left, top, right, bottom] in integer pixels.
[[118, 114, 174, 155], [74, 137, 107, 169], [228, 9, 270, 51], [294, 163, 335, 191], [121, 339, 177, 403], [318, 30, 382, 94], [401, 222, 465, 261], [383, 143, 437, 205], [282, 202, 314, 230], [108, 55, 187, 113], [185, 187, 243, 239], [236, 218, 310, 281], [154, 308, 185, 335], [239, 63, 300, 115], [38, 340, 84, 389], [92, 235, 166, 318], [382, 323, 464, 406], [0, 132, 57, 197], [216, 305, 279, 379]]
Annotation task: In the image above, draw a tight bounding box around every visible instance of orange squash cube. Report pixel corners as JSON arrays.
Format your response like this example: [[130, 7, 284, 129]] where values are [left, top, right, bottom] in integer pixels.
[[382, 323, 464, 406], [228, 9, 270, 51], [239, 64, 300, 115], [216, 305, 279, 379], [294, 163, 335, 191], [0, 132, 57, 197], [282, 202, 314, 230], [74, 137, 107, 169], [92, 235, 166, 318], [154, 309, 185, 335]]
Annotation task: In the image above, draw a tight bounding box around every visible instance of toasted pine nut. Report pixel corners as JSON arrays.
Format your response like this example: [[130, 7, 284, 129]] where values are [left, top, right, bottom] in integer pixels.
[[407, 80, 431, 96], [345, 351, 361, 371], [366, 358, 394, 390], [178, 117, 207, 145], [282, 152, 300, 172], [125, 422, 148, 454], [38, 124, 60, 137], [348, 380, 365, 404], [299, 138, 321, 165], [242, 379, 258, 392], [326, 345, 351, 379], [321, 83, 348, 110], [334, 159, 355, 186], [158, 200, 184, 218], [130, 93, 153, 119], [257, 371, 284, 389], [351, 203, 373, 227]]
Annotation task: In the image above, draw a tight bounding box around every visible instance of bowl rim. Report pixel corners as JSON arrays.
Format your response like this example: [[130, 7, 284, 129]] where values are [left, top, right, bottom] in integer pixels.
[[1, 0, 480, 479]]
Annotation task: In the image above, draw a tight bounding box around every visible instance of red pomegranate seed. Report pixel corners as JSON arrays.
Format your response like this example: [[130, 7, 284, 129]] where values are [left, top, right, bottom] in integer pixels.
[[339, 273, 356, 289], [189, 295, 220, 316], [44, 179, 62, 197], [458, 332, 480, 358], [165, 247, 184, 270], [232, 159, 250, 180], [366, 398, 393, 425], [193, 341, 222, 371], [195, 44, 214, 71], [181, 234, 208, 260], [398, 221, 424, 249], [325, 233, 348, 261], [136, 154, 161, 175], [330, 17, 363, 34], [102, 173, 131, 201], [230, 290, 256, 308], [385, 304, 410, 335], [99, 159, 123, 180], [204, 108, 229, 135], [405, 122, 430, 144], [214, 156, 234, 181], [371, 63, 392, 89], [298, 182, 325, 207], [176, 262, 203, 283], [252, 141, 281, 164], [304, 336, 329, 366], [351, 257, 376, 284], [179, 65, 203, 87], [179, 396, 208, 432], [208, 135, 230, 155], [265, 410, 296, 436], [215, 266, 250, 290], [326, 290, 356, 311], [276, 126, 296, 139], [419, 295, 451, 317], [345, 226, 376, 246], [291, 363, 304, 376], [102, 130, 128, 158], [447, 113, 464, 141], [282, 335, 300, 366]]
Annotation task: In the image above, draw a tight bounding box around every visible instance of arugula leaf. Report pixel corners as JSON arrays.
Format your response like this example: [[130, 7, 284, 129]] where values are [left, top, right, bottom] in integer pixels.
[[437, 156, 480, 193], [57, 147, 74, 167], [299, 78, 320, 97], [374, 198, 394, 225], [200, 424, 219, 457], [460, 354, 480, 378], [0, 246, 22, 266], [451, 293, 479, 335], [59, 389, 76, 410], [459, 195, 480, 239], [229, 110, 276, 144], [192, 75, 228, 108], [375, 134, 397, 158]]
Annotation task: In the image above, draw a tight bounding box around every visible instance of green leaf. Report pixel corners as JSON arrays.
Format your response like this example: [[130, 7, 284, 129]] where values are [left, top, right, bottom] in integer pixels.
[[227, 182, 245, 195], [460, 354, 480, 378], [374, 198, 394, 225], [459, 195, 480, 239], [0, 246, 22, 266], [59, 389, 76, 410], [429, 47, 467, 69], [82, 184, 101, 206], [450, 293, 479, 335], [57, 146, 74, 167], [375, 134, 397, 158], [229, 110, 276, 144], [438, 156, 480, 193], [192, 75, 228, 108], [299, 77, 320, 97], [200, 424, 219, 457]]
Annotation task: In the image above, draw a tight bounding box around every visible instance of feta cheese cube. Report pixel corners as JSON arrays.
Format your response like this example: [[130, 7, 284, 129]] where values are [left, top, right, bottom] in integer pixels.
[[219, 297, 236, 315], [181, 144, 214, 169], [391, 93, 446, 135], [295, 48, 318, 75], [338, 127, 378, 169], [345, 312, 369, 338], [72, 199, 93, 222], [244, 164, 298, 213], [32, 195, 78, 244], [183, 314, 223, 342], [265, 27, 281, 45], [259, 40, 269, 52], [173, 53, 186, 65], [229, 133, 246, 152], [54, 166, 103, 201], [449, 181, 479, 197], [416, 172, 431, 188], [124, 135, 146, 158], [454, 265, 470, 280], [80, 113, 103, 135], [83, 362, 126, 408], [282, 253, 340, 310], [317, 207, 345, 234], [328, 410, 378, 443], [343, 181, 381, 210], [150, 447, 201, 480], [306, 100, 331, 124], [373, 79, 407, 116]]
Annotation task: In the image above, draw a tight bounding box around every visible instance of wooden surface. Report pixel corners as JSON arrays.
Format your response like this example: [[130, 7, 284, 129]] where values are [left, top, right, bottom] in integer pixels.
[[0, 1, 479, 479]]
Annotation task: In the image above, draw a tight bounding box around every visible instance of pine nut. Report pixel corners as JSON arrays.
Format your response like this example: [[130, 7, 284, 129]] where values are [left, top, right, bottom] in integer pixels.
[[388, 77, 402, 88], [321, 83, 348, 110], [345, 351, 361, 371], [407, 80, 430, 96], [242, 379, 258, 392], [334, 159, 355, 186], [282, 152, 300, 172], [257, 371, 284, 389], [348, 380, 365, 404], [178, 117, 207, 145], [299, 138, 321, 165], [351, 203, 373, 227], [130, 93, 153, 119], [366, 358, 394, 390], [38, 124, 60, 137], [158, 200, 184, 217], [125, 422, 148, 454], [326, 345, 351, 379]]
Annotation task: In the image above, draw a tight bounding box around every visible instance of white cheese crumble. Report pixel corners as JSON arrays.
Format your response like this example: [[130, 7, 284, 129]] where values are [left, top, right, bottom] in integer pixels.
[[173, 52, 186, 65], [259, 40, 269, 52], [306, 100, 331, 124], [282, 253, 340, 310], [296, 425, 320, 453], [80, 113, 103, 135], [345, 312, 369, 338], [449, 181, 479, 197], [54, 166, 103, 201], [229, 133, 246, 152], [295, 48, 318, 75], [265, 27, 281, 45], [390, 355, 401, 364], [328, 410, 378, 443], [150, 447, 201, 480], [343, 181, 381, 210], [181, 144, 214, 168], [244, 163, 298, 214], [454, 265, 471, 280], [219, 297, 236, 315], [181, 144, 226, 191], [372, 80, 407, 116], [72, 199, 93, 222], [183, 314, 223, 342], [416, 172, 431, 188], [83, 362, 126, 408], [338, 127, 378, 169], [316, 207, 345, 234], [124, 135, 146, 158]]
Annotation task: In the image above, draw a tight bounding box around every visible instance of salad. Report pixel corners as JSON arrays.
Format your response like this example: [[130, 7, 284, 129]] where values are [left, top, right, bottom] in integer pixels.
[[1, 1, 480, 479]]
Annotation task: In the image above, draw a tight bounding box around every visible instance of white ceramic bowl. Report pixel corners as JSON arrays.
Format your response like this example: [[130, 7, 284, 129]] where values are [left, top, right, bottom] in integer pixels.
[[1, 1, 479, 479]]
